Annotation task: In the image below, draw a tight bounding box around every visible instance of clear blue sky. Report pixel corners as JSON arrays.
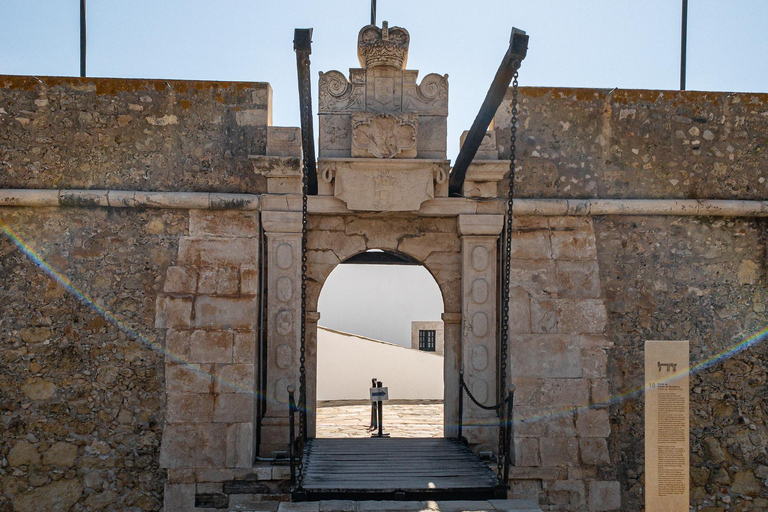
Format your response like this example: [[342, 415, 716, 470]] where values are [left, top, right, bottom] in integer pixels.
[[3, 1, 767, 162], [3, 1, 767, 344]]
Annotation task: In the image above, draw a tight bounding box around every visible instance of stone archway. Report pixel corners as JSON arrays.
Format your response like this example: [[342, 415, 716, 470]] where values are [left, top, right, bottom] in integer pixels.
[[304, 215, 461, 439]]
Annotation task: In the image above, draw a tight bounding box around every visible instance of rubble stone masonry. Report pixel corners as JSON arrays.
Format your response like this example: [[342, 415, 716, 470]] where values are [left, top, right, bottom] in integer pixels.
[[1, 75, 767, 511]]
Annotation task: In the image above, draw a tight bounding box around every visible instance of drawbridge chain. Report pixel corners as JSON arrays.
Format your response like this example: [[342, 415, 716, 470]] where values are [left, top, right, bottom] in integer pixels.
[[496, 71, 519, 482]]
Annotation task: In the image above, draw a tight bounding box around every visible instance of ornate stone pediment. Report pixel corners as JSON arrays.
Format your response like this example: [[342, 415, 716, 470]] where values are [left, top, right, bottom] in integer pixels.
[[318, 158, 449, 211], [351, 113, 417, 159]]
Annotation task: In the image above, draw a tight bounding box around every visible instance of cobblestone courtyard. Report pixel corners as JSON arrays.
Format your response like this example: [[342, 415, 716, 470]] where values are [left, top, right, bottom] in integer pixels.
[[316, 400, 444, 438]]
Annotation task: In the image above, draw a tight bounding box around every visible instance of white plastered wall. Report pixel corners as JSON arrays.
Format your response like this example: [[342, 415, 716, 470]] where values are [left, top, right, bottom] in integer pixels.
[[316, 327, 444, 401]]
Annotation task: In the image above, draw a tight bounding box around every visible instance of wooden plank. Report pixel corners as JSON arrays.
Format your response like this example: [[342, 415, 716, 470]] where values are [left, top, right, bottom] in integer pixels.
[[301, 438, 499, 493]]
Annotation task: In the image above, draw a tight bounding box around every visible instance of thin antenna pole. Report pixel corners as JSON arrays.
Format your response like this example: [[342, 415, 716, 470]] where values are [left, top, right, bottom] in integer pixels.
[[371, 0, 377, 26], [80, 0, 86, 77], [680, 0, 688, 90]]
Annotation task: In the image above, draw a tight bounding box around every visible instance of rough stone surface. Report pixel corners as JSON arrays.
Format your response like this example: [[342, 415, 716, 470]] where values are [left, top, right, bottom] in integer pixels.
[[595, 216, 768, 511], [496, 88, 768, 201], [0, 207, 182, 511], [0, 76, 270, 193]]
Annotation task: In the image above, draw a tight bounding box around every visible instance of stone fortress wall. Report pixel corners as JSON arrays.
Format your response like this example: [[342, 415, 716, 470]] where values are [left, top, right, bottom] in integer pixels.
[[1, 74, 767, 511]]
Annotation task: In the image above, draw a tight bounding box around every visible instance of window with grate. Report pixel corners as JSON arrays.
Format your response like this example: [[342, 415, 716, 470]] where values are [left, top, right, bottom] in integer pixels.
[[418, 330, 436, 351]]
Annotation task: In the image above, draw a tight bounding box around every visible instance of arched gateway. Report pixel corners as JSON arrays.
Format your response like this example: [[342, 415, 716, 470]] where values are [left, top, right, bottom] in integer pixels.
[[156, 18, 608, 511], [254, 20, 522, 495]]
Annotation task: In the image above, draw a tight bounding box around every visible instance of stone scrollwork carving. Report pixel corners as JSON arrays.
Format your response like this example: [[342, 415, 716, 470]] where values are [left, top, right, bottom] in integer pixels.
[[403, 73, 449, 115], [319, 71, 364, 112], [351, 113, 418, 159]]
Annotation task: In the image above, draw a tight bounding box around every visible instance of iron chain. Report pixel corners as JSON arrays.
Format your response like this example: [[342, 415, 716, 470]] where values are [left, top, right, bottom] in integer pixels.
[[496, 71, 519, 483], [297, 52, 312, 488]]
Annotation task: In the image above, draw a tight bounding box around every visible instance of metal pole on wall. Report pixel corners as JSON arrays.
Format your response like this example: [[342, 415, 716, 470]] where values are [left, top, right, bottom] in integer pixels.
[[80, 0, 86, 77], [680, 0, 688, 90], [371, 0, 377, 26]]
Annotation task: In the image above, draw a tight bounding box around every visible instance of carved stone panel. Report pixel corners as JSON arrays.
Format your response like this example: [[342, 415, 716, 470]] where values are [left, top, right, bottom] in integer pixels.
[[318, 71, 365, 113], [403, 72, 449, 116], [365, 67, 403, 113], [319, 158, 448, 211], [351, 113, 417, 159]]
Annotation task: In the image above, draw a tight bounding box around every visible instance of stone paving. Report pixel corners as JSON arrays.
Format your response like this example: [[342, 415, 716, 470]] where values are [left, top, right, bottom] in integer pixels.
[[316, 401, 444, 438], [232, 499, 541, 511]]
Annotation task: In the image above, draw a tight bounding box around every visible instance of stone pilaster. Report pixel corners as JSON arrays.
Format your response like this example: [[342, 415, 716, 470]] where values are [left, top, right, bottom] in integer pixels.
[[458, 214, 505, 452], [259, 210, 303, 456], [306, 311, 320, 438], [442, 312, 462, 438]]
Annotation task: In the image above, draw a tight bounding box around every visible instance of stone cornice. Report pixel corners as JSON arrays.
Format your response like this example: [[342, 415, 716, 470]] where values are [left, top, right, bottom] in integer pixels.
[[3, 189, 768, 217]]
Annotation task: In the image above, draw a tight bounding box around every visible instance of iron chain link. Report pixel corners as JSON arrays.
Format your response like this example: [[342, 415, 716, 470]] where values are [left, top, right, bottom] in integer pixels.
[[297, 52, 312, 488], [496, 71, 519, 483]]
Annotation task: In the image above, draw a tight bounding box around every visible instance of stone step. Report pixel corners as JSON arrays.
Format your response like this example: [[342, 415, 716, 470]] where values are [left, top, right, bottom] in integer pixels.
[[228, 499, 541, 512]]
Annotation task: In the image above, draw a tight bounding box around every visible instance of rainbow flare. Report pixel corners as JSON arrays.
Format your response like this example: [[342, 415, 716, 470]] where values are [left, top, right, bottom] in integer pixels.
[[2, 213, 766, 426]]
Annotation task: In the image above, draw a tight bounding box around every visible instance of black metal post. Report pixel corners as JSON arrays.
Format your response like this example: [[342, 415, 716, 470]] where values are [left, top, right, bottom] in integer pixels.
[[288, 385, 296, 486], [680, 0, 688, 91], [449, 28, 528, 196], [457, 370, 464, 442], [502, 385, 515, 487], [377, 381, 384, 437], [371, 0, 377, 26], [80, 0, 86, 77], [370, 378, 378, 430], [293, 29, 318, 195]]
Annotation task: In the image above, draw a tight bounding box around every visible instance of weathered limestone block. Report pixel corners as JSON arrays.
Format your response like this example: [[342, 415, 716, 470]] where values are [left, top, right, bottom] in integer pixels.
[[462, 161, 507, 198], [214, 393, 254, 423], [190, 210, 259, 238], [167, 393, 214, 423], [165, 363, 214, 394], [576, 408, 611, 438], [163, 266, 198, 294], [240, 266, 260, 296], [160, 424, 228, 468], [233, 331, 257, 364], [250, 154, 303, 194], [588, 481, 621, 511], [549, 217, 597, 260], [556, 299, 607, 334], [509, 334, 582, 378], [178, 237, 260, 266], [510, 218, 552, 260], [214, 364, 255, 394], [155, 296, 193, 328], [509, 260, 558, 298], [226, 423, 254, 468], [556, 261, 602, 299], [194, 296, 257, 330], [549, 480, 587, 509], [165, 330, 191, 359], [514, 437, 541, 467], [266, 126, 302, 157], [580, 438, 610, 465], [581, 347, 608, 378], [512, 378, 589, 408], [190, 330, 234, 363], [164, 483, 196, 512], [539, 437, 579, 466], [197, 267, 240, 295]]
